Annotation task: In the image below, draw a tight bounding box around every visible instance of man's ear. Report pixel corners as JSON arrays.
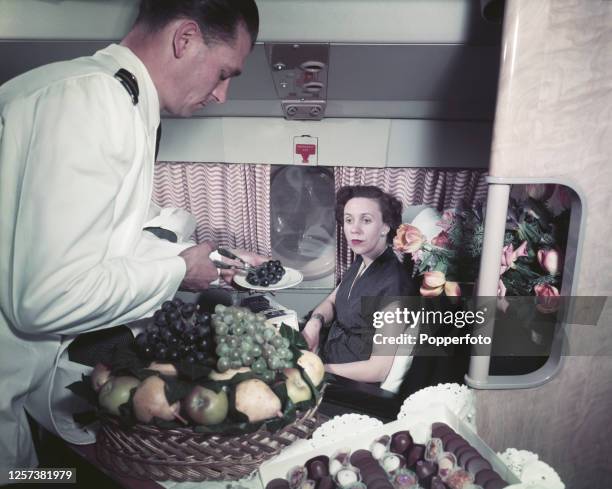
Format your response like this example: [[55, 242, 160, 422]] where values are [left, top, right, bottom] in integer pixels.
[[172, 19, 201, 59]]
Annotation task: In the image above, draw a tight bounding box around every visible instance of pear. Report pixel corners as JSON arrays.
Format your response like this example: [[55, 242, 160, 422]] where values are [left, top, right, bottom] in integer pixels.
[[297, 350, 325, 386], [147, 362, 178, 377], [209, 366, 251, 381], [98, 376, 140, 415], [132, 376, 182, 424], [90, 362, 112, 392], [235, 379, 282, 423], [283, 368, 312, 404]]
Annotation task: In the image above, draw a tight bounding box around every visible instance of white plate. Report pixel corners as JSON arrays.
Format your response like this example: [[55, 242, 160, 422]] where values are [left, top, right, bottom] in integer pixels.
[[233, 267, 303, 291]]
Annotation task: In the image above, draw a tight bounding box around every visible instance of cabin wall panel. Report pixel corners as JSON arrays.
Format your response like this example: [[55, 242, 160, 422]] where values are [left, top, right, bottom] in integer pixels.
[[158, 117, 492, 169], [477, 1, 612, 487]]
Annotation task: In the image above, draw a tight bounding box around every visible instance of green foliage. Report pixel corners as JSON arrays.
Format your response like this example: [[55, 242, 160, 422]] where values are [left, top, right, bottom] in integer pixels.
[[400, 188, 570, 296]]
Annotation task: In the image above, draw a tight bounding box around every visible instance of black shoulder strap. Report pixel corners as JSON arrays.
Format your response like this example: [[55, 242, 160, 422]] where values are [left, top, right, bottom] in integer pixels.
[[114, 68, 139, 105]]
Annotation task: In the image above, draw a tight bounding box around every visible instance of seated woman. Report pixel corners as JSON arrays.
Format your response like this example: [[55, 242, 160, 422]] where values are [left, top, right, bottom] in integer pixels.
[[301, 185, 417, 386]]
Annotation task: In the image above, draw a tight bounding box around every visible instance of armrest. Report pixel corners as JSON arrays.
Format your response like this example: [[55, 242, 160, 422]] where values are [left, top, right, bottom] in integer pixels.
[[321, 373, 402, 422]]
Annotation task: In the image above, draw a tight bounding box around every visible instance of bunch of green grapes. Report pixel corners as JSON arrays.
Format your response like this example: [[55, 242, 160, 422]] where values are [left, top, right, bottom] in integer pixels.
[[212, 304, 294, 383]]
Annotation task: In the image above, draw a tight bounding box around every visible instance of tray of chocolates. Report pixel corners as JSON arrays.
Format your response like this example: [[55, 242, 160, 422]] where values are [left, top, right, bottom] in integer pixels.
[[259, 404, 520, 489]]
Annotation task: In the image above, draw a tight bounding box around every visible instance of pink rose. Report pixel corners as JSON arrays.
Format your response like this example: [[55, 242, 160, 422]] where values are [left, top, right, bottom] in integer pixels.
[[537, 248, 562, 275], [498, 279, 507, 297], [500, 241, 528, 275], [431, 230, 450, 248], [534, 284, 560, 314], [557, 186, 571, 210], [436, 210, 455, 232], [393, 224, 426, 254], [525, 184, 555, 201]]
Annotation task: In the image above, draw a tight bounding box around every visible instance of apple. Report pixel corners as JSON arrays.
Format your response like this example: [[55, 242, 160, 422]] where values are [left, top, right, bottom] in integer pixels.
[[283, 368, 312, 403], [98, 376, 140, 415], [90, 362, 112, 392], [184, 386, 229, 425], [132, 375, 182, 424], [297, 350, 325, 386], [235, 379, 282, 423]]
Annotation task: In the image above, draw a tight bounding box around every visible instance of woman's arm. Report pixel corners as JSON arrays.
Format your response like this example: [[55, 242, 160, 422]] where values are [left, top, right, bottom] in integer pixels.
[[324, 298, 404, 383], [301, 287, 338, 352], [324, 354, 394, 383]]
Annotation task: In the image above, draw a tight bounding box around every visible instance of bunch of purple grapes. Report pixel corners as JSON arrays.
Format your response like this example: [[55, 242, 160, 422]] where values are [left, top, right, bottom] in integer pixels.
[[134, 297, 214, 365]]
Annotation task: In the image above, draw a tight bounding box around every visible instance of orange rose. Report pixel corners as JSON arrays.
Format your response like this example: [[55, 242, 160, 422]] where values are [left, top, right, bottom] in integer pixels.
[[419, 271, 461, 297], [444, 281, 461, 297], [393, 224, 425, 254]]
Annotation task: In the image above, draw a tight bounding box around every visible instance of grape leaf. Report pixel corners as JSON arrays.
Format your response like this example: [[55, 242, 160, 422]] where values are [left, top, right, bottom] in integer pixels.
[[279, 323, 308, 350]]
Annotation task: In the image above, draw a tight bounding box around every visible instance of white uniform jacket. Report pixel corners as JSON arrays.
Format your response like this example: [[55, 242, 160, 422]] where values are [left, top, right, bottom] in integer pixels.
[[0, 44, 189, 471]]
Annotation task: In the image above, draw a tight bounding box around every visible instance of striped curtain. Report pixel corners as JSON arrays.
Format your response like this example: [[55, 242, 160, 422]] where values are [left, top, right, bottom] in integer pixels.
[[334, 167, 489, 282], [152, 162, 271, 256]]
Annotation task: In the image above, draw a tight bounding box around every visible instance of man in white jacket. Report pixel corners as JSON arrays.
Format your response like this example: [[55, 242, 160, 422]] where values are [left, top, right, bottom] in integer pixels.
[[0, 0, 259, 472]]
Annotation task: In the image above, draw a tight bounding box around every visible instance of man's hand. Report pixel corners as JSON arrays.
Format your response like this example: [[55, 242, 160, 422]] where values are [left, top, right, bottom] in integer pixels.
[[301, 319, 321, 353], [219, 249, 269, 284], [178, 241, 219, 291]]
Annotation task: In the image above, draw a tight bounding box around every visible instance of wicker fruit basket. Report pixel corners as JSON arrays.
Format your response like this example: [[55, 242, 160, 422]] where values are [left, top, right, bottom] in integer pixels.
[[96, 392, 325, 482]]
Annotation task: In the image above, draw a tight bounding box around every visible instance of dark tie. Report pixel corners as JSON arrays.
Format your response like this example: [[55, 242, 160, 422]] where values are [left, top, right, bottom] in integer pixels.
[[155, 123, 162, 161]]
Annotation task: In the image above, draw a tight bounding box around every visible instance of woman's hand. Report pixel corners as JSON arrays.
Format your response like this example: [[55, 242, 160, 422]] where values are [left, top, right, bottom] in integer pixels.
[[302, 319, 321, 352]]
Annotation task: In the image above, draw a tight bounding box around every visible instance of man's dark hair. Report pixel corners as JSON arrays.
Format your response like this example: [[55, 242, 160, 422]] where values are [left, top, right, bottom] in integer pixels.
[[136, 0, 259, 47], [335, 185, 403, 244]]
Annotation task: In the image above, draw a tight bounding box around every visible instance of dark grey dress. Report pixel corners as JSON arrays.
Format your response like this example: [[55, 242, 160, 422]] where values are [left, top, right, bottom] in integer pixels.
[[321, 247, 417, 364]]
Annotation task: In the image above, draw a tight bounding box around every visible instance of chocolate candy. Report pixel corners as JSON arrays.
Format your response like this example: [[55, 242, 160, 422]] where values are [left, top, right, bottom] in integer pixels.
[[389, 468, 418, 489], [425, 438, 444, 461], [440, 432, 460, 444], [350, 450, 374, 466], [391, 431, 413, 454], [454, 445, 475, 459], [305, 455, 329, 481], [431, 423, 453, 439], [465, 456, 492, 476], [437, 452, 457, 480], [445, 438, 469, 454], [335, 467, 360, 488], [430, 476, 447, 489], [415, 460, 438, 487], [405, 443, 426, 468], [381, 453, 405, 474], [286, 466, 308, 489], [266, 478, 290, 489], [484, 479, 509, 489], [370, 435, 391, 460], [315, 476, 334, 489], [474, 469, 502, 487], [457, 449, 481, 467], [445, 468, 474, 489]]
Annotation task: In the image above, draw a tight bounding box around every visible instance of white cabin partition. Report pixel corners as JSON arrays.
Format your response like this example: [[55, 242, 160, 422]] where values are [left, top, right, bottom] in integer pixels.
[[472, 1, 612, 487]]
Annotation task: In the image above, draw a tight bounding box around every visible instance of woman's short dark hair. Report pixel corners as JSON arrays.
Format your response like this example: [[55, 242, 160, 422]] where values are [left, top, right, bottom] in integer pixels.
[[335, 186, 403, 244], [135, 0, 259, 47]]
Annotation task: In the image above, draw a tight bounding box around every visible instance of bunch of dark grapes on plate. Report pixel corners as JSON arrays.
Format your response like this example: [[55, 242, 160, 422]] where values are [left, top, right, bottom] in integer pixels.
[[134, 297, 214, 365], [246, 260, 285, 287]]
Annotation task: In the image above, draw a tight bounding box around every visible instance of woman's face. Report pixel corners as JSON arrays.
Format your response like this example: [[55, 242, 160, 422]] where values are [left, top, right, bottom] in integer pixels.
[[343, 197, 389, 261]]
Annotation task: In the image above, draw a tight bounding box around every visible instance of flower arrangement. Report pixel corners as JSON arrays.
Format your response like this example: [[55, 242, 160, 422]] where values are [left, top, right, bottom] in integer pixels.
[[393, 185, 571, 300]]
